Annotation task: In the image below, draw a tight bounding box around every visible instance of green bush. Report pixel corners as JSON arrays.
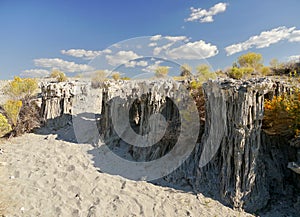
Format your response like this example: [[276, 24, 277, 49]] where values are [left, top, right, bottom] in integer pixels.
[[228, 67, 254, 80], [50, 70, 68, 82], [91, 70, 107, 88], [3, 100, 22, 126], [228, 67, 244, 79], [111, 72, 121, 81], [121, 76, 131, 80], [155, 66, 169, 78], [238, 52, 263, 70], [196, 64, 216, 83], [0, 113, 12, 137], [3, 76, 38, 100], [180, 64, 193, 77], [2, 76, 40, 137], [264, 90, 300, 136], [260, 66, 272, 76]]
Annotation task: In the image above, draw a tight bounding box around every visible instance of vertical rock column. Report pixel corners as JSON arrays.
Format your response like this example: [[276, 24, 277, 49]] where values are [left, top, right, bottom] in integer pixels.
[[199, 78, 275, 211], [40, 82, 75, 128]]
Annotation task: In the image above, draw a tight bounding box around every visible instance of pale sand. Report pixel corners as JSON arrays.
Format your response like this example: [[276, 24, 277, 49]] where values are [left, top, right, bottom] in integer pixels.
[[0, 132, 253, 217]]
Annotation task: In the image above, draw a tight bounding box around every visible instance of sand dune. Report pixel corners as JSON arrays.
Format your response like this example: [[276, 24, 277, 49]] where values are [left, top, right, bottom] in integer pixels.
[[0, 132, 253, 217]]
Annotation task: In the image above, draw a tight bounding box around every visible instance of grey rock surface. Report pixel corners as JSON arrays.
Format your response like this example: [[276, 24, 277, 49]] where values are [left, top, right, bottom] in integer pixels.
[[40, 78, 299, 213]]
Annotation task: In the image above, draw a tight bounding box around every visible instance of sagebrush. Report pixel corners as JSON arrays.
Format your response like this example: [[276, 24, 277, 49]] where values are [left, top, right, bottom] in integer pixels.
[[0, 113, 12, 137]]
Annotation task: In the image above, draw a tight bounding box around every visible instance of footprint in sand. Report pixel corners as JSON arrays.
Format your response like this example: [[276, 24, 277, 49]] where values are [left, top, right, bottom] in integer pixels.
[[67, 165, 75, 172]]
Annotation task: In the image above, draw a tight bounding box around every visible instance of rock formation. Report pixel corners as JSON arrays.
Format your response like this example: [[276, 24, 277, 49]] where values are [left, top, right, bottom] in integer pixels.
[[40, 78, 300, 213]]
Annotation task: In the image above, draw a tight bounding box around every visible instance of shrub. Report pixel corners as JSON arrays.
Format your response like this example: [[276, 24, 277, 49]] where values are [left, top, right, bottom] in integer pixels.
[[3, 76, 38, 100], [260, 66, 272, 76], [196, 64, 216, 83], [180, 64, 193, 77], [238, 52, 263, 70], [121, 77, 131, 80], [228, 67, 244, 79], [91, 70, 107, 88], [3, 100, 22, 126], [188, 81, 206, 125], [228, 67, 254, 80], [155, 66, 169, 78], [0, 113, 12, 137], [264, 90, 300, 136], [111, 72, 121, 81], [190, 79, 202, 90], [2, 77, 40, 137], [50, 70, 67, 82], [14, 99, 41, 136]]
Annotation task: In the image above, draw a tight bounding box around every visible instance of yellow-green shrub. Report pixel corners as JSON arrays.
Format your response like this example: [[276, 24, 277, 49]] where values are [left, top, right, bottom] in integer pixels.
[[111, 72, 121, 81], [190, 79, 202, 90], [228, 67, 244, 79], [121, 77, 131, 80], [0, 113, 12, 137], [264, 91, 300, 136], [260, 66, 272, 76], [3, 76, 38, 100], [91, 70, 107, 88], [3, 100, 22, 126], [180, 64, 193, 77], [50, 69, 67, 82], [155, 66, 169, 78], [228, 67, 254, 79]]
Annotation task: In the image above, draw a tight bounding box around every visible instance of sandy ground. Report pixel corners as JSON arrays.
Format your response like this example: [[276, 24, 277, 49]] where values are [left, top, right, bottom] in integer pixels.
[[0, 131, 254, 217]]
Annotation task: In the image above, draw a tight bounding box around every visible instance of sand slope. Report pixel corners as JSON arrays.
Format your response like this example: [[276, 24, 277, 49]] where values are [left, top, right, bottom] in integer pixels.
[[0, 132, 253, 217]]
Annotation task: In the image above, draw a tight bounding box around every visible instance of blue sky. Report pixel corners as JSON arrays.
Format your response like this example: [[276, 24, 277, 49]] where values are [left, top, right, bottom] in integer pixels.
[[1, 0, 300, 79]]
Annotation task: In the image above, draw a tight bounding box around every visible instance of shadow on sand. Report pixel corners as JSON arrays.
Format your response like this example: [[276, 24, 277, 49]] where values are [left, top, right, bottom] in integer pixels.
[[34, 113, 251, 214]]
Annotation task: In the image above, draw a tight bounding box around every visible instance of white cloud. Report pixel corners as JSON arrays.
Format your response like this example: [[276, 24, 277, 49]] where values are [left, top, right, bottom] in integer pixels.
[[164, 36, 188, 42], [34, 58, 93, 72], [20, 69, 50, 78], [105, 51, 142, 66], [61, 49, 112, 60], [142, 60, 163, 73], [125, 60, 148, 68], [289, 30, 300, 42], [225, 26, 296, 56], [148, 42, 157, 47], [288, 55, 300, 61], [185, 2, 228, 23], [150, 35, 189, 56], [153, 42, 174, 55], [150, 35, 188, 42], [150, 35, 162, 41], [167, 40, 218, 59]]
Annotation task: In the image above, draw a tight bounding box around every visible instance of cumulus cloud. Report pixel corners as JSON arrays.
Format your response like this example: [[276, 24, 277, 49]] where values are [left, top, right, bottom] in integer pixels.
[[289, 30, 300, 42], [153, 43, 174, 55], [34, 58, 93, 72], [20, 69, 50, 78], [225, 26, 296, 56], [106, 51, 142, 66], [125, 60, 148, 68], [150, 35, 188, 42], [61, 49, 112, 60], [148, 42, 157, 47], [142, 60, 163, 73], [150, 35, 162, 41], [288, 55, 300, 61], [150, 35, 189, 56], [185, 2, 228, 23], [164, 36, 188, 42], [167, 40, 218, 59]]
